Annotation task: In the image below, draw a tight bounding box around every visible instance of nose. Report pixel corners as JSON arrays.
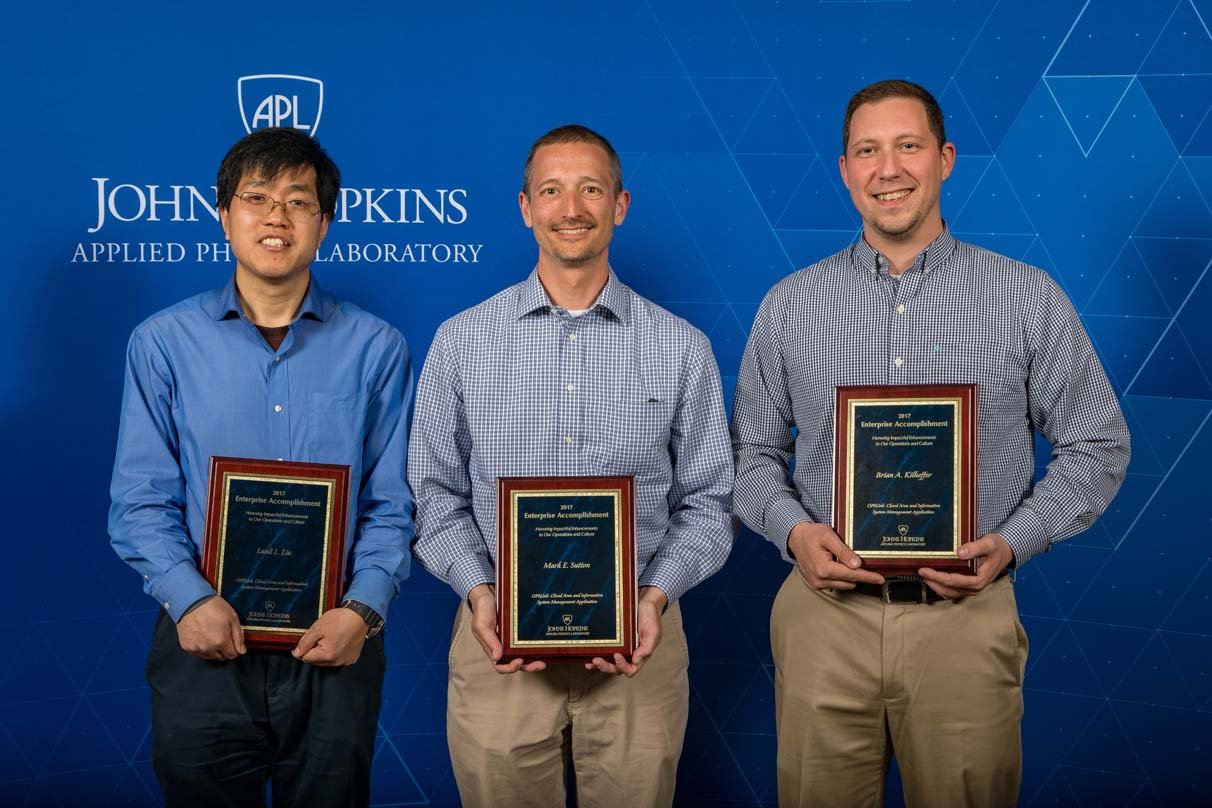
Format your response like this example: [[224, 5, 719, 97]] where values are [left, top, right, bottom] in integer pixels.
[[559, 191, 584, 218], [876, 149, 902, 179], [263, 198, 291, 224]]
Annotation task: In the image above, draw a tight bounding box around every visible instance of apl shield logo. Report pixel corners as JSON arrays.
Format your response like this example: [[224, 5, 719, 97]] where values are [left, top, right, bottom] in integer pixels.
[[238, 74, 324, 135], [898, 525, 909, 536], [563, 615, 573, 626], [265, 601, 277, 611]]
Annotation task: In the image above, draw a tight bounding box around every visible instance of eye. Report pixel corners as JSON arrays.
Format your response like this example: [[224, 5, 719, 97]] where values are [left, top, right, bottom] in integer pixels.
[[857, 146, 875, 156], [286, 199, 313, 210], [242, 192, 269, 204], [583, 186, 602, 197], [540, 187, 558, 196], [900, 142, 920, 151]]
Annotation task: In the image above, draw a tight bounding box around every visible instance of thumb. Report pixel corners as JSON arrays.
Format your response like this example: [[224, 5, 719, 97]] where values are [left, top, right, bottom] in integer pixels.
[[293, 627, 320, 658], [229, 615, 246, 655]]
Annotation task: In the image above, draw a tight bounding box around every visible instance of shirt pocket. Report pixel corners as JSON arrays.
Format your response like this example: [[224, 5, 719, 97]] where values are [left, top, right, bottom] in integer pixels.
[[927, 340, 1024, 410], [592, 397, 675, 478], [307, 393, 365, 466]]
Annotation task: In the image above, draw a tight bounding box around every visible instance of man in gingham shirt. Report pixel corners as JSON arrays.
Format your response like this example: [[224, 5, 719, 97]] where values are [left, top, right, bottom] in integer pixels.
[[732, 80, 1129, 806], [409, 124, 734, 807]]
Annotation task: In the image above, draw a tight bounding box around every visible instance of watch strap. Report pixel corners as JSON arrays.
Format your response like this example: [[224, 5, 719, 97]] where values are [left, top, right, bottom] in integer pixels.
[[340, 599, 384, 638]]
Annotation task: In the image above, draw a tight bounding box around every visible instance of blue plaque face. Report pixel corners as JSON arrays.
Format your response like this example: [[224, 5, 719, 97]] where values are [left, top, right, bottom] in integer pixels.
[[847, 401, 958, 556], [217, 476, 334, 635], [510, 492, 621, 647]]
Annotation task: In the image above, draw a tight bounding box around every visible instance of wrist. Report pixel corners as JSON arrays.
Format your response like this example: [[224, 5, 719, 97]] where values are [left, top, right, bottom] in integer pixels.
[[340, 599, 384, 638], [639, 586, 668, 612]]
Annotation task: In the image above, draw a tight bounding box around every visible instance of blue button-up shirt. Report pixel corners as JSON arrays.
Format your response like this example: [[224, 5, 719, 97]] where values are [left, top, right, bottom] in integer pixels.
[[732, 228, 1130, 566], [109, 276, 414, 622], [408, 269, 734, 604]]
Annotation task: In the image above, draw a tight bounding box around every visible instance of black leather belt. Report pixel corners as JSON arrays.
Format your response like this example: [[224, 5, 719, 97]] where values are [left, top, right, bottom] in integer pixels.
[[850, 571, 1010, 604], [851, 579, 946, 603]]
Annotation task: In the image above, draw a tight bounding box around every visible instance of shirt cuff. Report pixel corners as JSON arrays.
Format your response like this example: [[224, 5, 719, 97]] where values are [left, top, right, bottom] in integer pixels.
[[152, 563, 217, 623], [638, 559, 691, 606], [996, 506, 1050, 567], [343, 569, 397, 623], [766, 498, 812, 562], [448, 554, 496, 603]]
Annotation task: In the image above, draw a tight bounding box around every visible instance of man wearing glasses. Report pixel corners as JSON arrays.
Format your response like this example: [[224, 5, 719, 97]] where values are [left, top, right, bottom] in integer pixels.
[[109, 127, 414, 807]]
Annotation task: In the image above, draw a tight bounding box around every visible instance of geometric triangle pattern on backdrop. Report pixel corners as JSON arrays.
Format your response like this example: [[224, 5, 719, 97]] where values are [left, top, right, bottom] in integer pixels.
[[1139, 0, 1212, 76], [1138, 75, 1212, 155], [1043, 76, 1134, 156]]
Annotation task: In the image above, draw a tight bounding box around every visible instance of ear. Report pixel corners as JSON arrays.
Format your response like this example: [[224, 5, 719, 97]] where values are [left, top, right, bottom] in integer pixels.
[[519, 190, 534, 229], [317, 213, 330, 243], [219, 206, 232, 241], [613, 189, 630, 225], [838, 154, 850, 191], [940, 142, 956, 181]]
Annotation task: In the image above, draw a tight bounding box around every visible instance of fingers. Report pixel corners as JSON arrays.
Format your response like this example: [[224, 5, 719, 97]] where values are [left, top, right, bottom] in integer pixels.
[[586, 654, 640, 676], [230, 618, 246, 656], [177, 598, 245, 660], [293, 627, 321, 660], [493, 658, 546, 674], [790, 522, 885, 590], [920, 533, 1014, 599]]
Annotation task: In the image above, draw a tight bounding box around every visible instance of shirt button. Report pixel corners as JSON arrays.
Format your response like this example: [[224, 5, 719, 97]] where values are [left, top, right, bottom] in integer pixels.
[[274, 355, 281, 362], [274, 404, 283, 412], [568, 333, 577, 341], [276, 458, 284, 462], [564, 436, 573, 445], [143, 575, 149, 582], [894, 357, 904, 367], [163, 602, 170, 610], [566, 383, 575, 392], [896, 304, 905, 314]]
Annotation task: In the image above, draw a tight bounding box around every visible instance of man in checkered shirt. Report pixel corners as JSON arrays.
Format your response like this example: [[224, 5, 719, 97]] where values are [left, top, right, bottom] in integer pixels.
[[408, 124, 734, 807], [732, 80, 1130, 806]]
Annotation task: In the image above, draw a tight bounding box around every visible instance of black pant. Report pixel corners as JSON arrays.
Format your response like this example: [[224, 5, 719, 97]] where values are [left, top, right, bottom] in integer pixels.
[[146, 611, 386, 808]]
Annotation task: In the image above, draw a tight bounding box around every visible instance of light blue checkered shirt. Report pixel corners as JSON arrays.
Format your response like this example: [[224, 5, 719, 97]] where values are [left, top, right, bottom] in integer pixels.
[[409, 269, 734, 603], [732, 227, 1130, 567]]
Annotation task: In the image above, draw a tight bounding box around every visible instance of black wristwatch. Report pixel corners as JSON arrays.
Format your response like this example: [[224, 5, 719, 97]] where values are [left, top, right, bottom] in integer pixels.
[[340, 599, 384, 638]]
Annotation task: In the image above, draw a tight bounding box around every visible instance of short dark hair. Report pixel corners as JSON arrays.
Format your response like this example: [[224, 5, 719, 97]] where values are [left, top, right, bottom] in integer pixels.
[[216, 127, 341, 216], [842, 80, 947, 155], [522, 124, 623, 196]]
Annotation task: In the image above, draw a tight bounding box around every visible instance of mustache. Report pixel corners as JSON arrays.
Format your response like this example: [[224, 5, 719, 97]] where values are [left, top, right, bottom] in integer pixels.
[[551, 217, 595, 229]]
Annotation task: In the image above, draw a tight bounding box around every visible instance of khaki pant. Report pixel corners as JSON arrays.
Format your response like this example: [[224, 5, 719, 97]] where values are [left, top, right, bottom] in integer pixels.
[[771, 570, 1028, 807], [447, 601, 690, 808]]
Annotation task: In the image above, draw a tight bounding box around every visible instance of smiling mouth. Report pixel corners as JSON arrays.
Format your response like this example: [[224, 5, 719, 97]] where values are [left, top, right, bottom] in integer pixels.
[[260, 236, 290, 247], [874, 190, 912, 202]]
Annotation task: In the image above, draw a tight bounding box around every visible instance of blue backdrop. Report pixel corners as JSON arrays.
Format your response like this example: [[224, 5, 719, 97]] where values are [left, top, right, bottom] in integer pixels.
[[3, 1, 1210, 805]]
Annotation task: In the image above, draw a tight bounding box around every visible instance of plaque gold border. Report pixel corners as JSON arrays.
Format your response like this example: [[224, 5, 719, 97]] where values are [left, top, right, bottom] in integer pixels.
[[215, 472, 337, 637], [845, 397, 962, 558], [507, 488, 624, 648]]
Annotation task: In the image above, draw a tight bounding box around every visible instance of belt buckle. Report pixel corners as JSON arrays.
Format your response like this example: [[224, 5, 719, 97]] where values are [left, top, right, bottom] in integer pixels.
[[882, 579, 927, 604]]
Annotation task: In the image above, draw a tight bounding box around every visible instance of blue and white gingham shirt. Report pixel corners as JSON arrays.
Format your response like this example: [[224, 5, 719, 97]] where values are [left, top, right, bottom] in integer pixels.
[[409, 269, 734, 603], [732, 228, 1130, 567]]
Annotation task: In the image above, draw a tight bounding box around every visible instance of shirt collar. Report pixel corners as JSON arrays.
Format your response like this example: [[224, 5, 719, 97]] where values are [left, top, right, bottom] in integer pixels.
[[207, 274, 332, 322], [513, 268, 630, 325], [851, 223, 958, 277]]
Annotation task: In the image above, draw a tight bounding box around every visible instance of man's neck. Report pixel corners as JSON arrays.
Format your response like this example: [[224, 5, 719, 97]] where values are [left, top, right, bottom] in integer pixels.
[[536, 260, 610, 311], [865, 220, 944, 276], [235, 269, 310, 327]]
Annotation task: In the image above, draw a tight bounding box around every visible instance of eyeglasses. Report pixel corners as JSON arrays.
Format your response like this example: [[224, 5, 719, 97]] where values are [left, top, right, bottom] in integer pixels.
[[232, 191, 323, 221]]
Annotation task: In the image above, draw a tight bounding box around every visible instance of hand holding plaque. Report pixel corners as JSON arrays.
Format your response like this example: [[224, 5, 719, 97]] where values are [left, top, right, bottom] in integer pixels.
[[833, 385, 978, 577], [496, 476, 637, 663], [201, 457, 351, 650]]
